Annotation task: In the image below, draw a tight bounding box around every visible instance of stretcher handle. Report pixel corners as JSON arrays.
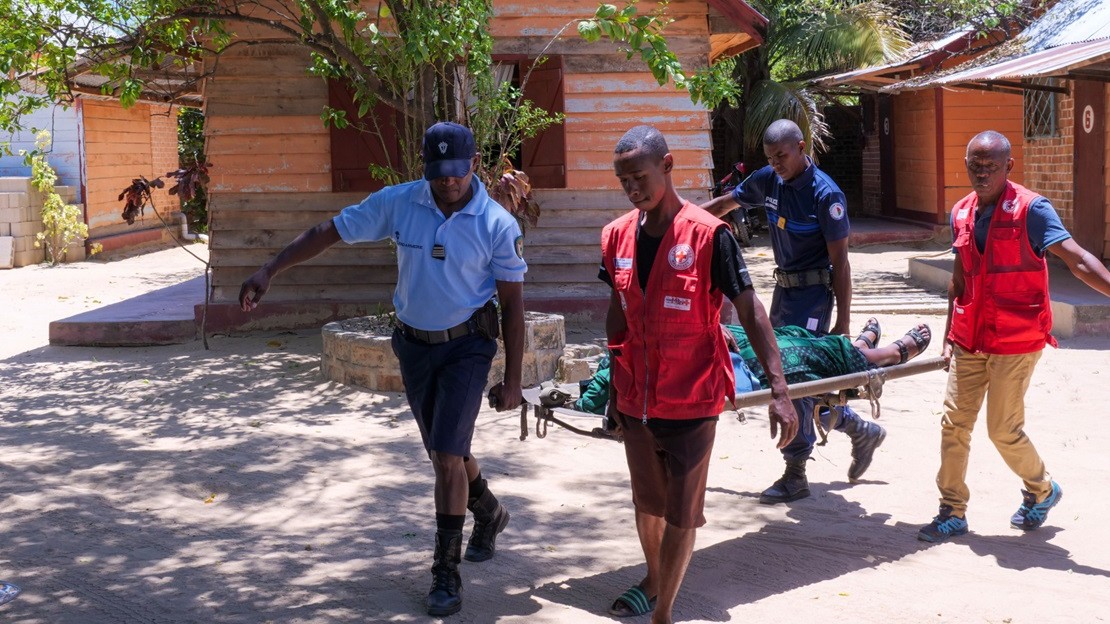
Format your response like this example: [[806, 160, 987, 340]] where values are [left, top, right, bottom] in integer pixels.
[[731, 356, 946, 410]]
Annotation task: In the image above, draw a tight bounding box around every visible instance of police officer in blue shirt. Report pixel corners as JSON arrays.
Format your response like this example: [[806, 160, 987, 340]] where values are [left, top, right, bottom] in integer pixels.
[[701, 119, 886, 504], [238, 122, 526, 617]]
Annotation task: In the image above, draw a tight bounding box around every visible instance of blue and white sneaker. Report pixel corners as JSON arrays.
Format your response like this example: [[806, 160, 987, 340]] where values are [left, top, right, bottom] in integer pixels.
[[917, 505, 969, 543], [1011, 481, 1062, 531]]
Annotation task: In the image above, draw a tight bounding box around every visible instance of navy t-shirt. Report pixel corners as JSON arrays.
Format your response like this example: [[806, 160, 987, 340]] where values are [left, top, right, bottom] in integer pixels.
[[952, 195, 1071, 256], [731, 161, 850, 272]]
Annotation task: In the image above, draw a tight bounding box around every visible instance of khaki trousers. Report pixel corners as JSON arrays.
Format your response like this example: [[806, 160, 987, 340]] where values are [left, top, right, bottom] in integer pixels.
[[936, 346, 1051, 516]]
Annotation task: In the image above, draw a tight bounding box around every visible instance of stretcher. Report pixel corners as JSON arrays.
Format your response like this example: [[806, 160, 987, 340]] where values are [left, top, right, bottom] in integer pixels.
[[514, 356, 946, 442]]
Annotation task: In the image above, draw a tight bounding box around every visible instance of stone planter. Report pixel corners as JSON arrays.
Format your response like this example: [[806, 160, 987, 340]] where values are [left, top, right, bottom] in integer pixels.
[[321, 311, 566, 392]]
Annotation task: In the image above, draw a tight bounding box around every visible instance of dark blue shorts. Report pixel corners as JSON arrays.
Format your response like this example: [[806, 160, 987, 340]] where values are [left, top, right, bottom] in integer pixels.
[[391, 328, 497, 457]]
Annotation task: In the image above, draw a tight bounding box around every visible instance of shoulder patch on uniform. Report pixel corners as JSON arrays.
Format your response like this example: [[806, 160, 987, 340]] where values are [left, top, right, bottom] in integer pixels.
[[829, 202, 846, 221], [514, 235, 524, 259], [668, 244, 695, 270]]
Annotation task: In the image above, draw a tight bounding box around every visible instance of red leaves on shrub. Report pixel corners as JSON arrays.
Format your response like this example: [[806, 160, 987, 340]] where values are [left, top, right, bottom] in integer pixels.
[[117, 162, 210, 225], [166, 162, 210, 203], [488, 162, 539, 232], [118, 176, 163, 224]]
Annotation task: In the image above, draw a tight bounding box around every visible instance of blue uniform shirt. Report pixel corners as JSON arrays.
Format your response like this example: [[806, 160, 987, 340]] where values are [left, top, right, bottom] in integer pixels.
[[333, 178, 527, 331], [953, 195, 1071, 256], [731, 161, 851, 272]]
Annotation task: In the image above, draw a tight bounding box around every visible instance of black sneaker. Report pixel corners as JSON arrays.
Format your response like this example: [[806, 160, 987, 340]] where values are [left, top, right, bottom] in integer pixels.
[[917, 505, 969, 543], [1010, 481, 1062, 531]]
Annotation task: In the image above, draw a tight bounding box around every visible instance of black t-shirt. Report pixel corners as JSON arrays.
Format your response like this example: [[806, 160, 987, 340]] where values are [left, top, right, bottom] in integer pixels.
[[599, 222, 754, 298]]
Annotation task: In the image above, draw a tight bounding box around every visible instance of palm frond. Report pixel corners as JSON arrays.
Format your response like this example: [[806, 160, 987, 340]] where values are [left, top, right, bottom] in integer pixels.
[[771, 1, 910, 77], [744, 79, 830, 153]]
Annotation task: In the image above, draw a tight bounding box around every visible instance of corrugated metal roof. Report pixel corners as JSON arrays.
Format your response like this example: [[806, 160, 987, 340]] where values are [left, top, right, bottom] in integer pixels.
[[896, 37, 1110, 88], [888, 0, 1110, 91]]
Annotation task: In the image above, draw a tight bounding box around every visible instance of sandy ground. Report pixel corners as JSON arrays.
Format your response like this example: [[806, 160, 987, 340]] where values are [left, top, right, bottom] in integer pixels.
[[1, 241, 1109, 623]]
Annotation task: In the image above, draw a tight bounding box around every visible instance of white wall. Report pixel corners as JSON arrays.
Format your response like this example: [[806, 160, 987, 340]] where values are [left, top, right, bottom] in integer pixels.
[[0, 98, 82, 187]]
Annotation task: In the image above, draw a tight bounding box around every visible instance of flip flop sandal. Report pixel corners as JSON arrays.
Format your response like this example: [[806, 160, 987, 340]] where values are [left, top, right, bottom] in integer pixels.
[[854, 317, 881, 349], [608, 585, 657, 617], [894, 324, 931, 364]]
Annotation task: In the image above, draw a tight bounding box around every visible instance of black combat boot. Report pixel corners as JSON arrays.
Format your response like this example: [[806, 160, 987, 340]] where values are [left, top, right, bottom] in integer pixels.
[[759, 457, 811, 504], [843, 417, 887, 482], [427, 529, 463, 616], [464, 488, 510, 562]]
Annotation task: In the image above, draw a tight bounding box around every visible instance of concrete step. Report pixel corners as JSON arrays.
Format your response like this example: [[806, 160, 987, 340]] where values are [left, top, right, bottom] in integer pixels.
[[909, 256, 1110, 338], [49, 276, 202, 346]]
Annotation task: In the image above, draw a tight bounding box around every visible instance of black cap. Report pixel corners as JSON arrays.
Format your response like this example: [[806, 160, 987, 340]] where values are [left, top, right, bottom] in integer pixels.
[[422, 122, 476, 180]]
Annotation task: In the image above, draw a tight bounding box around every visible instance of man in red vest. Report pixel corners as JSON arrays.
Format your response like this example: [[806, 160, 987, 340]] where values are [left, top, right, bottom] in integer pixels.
[[600, 125, 796, 623], [918, 130, 1110, 543]]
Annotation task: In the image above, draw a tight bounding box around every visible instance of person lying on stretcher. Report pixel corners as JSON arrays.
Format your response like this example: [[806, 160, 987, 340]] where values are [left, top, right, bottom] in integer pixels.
[[572, 318, 931, 415]]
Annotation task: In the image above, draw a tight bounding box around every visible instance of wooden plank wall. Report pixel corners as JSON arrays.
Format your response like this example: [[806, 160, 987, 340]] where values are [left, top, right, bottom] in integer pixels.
[[82, 100, 180, 239], [494, 0, 714, 302], [204, 0, 718, 310], [940, 88, 1024, 210]]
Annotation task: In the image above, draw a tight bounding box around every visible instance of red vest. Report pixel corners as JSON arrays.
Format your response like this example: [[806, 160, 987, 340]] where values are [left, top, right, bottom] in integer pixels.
[[601, 201, 734, 420], [949, 181, 1057, 355]]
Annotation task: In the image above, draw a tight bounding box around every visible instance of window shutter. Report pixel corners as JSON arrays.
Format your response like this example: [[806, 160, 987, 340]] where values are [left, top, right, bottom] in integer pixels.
[[521, 57, 566, 189], [327, 81, 403, 192]]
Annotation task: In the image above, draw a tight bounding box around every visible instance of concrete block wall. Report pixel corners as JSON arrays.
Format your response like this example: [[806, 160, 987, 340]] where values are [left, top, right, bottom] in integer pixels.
[[0, 177, 86, 267], [321, 312, 567, 393]]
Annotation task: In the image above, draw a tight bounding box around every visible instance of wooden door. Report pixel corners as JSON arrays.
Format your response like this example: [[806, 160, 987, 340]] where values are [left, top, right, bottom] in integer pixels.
[[1072, 79, 1107, 257]]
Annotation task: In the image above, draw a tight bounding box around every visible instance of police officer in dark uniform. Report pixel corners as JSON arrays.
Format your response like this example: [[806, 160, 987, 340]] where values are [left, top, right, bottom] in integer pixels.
[[701, 119, 886, 503], [238, 122, 527, 616]]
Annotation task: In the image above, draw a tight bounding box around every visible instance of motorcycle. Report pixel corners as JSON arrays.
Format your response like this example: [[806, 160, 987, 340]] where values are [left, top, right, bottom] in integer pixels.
[[711, 161, 765, 247]]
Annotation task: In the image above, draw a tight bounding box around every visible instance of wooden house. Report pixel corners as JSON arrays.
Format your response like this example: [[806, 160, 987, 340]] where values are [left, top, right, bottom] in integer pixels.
[[0, 98, 184, 264], [199, 0, 768, 331], [813, 29, 1026, 228], [816, 0, 1110, 261]]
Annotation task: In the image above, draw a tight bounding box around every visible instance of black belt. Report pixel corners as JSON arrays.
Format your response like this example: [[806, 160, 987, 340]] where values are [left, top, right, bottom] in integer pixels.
[[397, 319, 475, 345], [773, 267, 832, 288]]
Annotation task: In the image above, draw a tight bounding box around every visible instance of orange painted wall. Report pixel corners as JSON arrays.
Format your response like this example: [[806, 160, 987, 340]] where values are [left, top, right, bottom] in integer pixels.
[[203, 45, 331, 194], [81, 100, 180, 239], [940, 88, 1024, 210]]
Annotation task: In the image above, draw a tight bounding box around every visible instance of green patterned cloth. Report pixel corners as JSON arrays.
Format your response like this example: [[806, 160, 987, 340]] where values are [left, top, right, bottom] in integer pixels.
[[726, 324, 870, 388], [570, 327, 870, 415]]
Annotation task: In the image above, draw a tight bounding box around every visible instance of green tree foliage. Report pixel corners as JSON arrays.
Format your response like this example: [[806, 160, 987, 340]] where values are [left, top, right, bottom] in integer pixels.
[[726, 0, 909, 164], [888, 0, 1044, 39], [0, 0, 569, 225], [24, 131, 94, 265], [176, 106, 207, 233]]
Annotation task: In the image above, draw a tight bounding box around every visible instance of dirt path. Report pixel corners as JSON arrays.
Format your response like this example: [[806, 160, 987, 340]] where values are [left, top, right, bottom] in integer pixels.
[[1, 242, 1108, 623]]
